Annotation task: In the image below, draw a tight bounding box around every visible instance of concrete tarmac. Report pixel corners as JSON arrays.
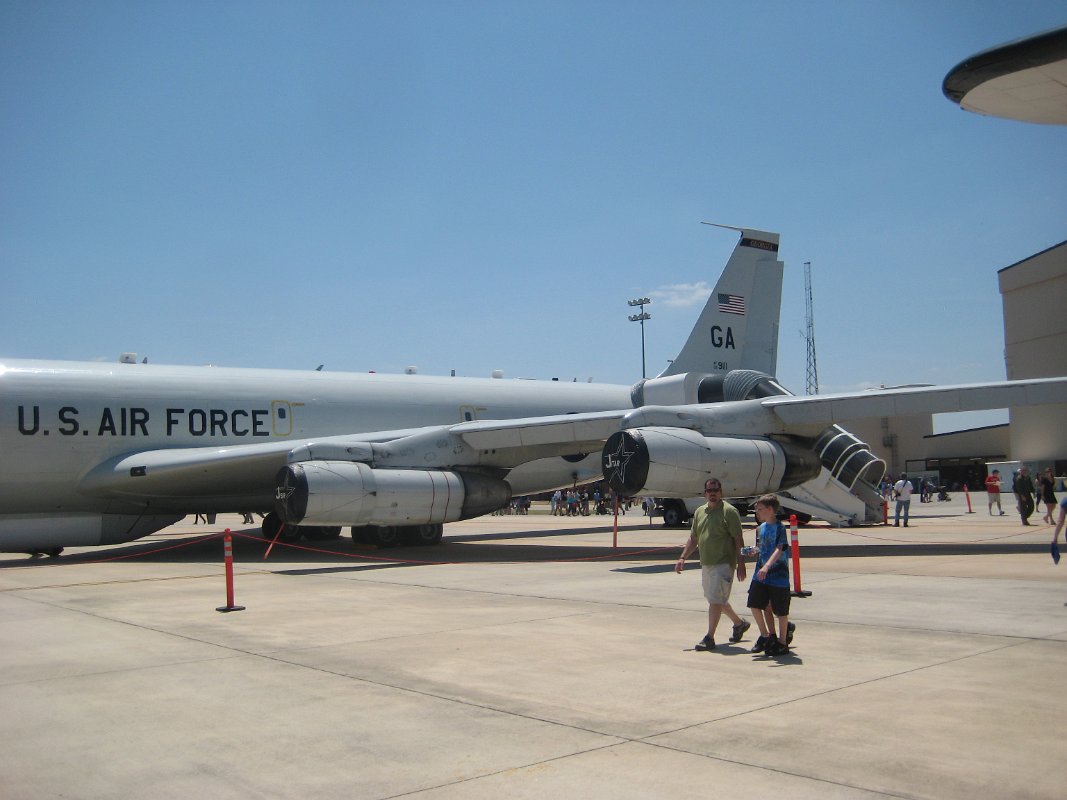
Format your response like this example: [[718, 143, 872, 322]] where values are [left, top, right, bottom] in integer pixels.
[[2, 497, 1065, 799]]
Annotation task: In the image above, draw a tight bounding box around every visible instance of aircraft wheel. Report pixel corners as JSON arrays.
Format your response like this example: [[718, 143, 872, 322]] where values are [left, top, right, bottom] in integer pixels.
[[261, 512, 283, 540], [351, 526, 374, 545], [662, 503, 686, 528], [404, 523, 443, 546], [262, 512, 303, 542], [303, 526, 342, 541], [372, 525, 403, 548], [279, 525, 304, 543]]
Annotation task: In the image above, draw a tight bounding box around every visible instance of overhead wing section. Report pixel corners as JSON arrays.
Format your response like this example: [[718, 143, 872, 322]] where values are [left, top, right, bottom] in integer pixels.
[[452, 409, 628, 452], [78, 426, 443, 508], [77, 410, 634, 512], [74, 376, 1067, 521], [763, 377, 1067, 429]]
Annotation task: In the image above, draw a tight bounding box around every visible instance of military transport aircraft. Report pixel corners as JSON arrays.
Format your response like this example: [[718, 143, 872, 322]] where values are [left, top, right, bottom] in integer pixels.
[[2, 226, 1064, 555]]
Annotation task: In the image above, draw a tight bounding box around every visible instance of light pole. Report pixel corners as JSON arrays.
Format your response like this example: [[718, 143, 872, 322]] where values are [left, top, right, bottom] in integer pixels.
[[627, 297, 651, 379]]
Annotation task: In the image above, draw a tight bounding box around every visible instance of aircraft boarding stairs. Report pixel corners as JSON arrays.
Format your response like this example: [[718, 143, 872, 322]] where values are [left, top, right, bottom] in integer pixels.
[[779, 424, 887, 527]]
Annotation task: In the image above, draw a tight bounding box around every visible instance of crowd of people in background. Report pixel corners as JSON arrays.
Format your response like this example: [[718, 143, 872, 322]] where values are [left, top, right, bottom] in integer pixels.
[[491, 485, 648, 517], [495, 468, 1065, 529], [878, 467, 1064, 528]]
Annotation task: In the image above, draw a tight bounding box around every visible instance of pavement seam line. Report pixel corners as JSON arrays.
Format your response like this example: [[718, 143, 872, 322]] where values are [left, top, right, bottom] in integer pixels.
[[643, 635, 1042, 742]]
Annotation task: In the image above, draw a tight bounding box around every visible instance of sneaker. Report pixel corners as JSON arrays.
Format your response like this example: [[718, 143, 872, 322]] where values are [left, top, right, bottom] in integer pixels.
[[750, 635, 769, 653], [695, 634, 716, 651], [759, 635, 778, 655], [786, 621, 796, 644], [1052, 541, 1061, 565], [770, 642, 790, 656], [730, 619, 751, 643]]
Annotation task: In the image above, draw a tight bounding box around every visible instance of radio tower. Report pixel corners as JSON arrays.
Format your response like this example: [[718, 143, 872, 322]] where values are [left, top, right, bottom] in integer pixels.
[[804, 260, 819, 395]]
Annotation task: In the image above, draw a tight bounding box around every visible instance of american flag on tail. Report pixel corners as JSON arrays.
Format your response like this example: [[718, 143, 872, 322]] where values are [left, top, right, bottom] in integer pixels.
[[717, 293, 745, 315]]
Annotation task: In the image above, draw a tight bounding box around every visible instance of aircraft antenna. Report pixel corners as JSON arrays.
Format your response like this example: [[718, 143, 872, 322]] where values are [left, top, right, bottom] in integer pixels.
[[804, 260, 819, 395]]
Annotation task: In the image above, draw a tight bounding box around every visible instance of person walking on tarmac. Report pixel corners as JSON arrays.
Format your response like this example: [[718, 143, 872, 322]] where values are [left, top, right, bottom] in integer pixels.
[[1038, 468, 1058, 525], [893, 473, 914, 527], [985, 470, 1006, 515], [1014, 466, 1036, 525], [675, 477, 750, 650]]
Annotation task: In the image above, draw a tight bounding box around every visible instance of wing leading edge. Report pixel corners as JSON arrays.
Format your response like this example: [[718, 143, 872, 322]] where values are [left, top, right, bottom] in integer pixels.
[[762, 377, 1067, 429]]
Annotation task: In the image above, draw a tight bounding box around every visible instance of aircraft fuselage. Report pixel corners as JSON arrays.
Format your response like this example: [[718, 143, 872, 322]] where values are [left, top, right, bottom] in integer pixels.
[[0, 359, 630, 515]]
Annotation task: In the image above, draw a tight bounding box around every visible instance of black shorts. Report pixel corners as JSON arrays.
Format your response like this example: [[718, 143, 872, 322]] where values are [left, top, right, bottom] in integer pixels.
[[747, 580, 791, 617]]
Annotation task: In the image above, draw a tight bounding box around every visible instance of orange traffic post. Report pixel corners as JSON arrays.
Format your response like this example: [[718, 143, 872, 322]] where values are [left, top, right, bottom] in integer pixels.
[[882, 499, 889, 526], [216, 529, 246, 613], [964, 483, 974, 513], [788, 514, 812, 598]]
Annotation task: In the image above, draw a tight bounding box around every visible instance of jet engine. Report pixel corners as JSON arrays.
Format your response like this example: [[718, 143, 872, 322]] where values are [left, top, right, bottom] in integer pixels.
[[275, 462, 511, 527], [602, 427, 821, 498]]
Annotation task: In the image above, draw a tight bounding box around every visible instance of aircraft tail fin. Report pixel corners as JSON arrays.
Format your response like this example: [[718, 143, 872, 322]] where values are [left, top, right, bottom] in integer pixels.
[[660, 224, 784, 378]]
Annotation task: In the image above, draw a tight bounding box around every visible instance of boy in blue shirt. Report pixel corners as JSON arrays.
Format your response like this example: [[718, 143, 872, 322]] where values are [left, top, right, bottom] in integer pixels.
[[747, 494, 793, 656]]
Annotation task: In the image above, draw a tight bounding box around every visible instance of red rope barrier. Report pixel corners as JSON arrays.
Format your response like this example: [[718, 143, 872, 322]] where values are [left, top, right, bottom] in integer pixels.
[[229, 531, 677, 564]]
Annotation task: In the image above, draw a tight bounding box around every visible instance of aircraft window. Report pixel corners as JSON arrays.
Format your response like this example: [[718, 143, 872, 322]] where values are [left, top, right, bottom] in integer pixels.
[[278, 408, 287, 419], [464, 411, 473, 421]]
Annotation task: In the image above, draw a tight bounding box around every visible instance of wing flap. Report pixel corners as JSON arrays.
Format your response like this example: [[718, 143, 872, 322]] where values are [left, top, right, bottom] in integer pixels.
[[453, 410, 626, 451]]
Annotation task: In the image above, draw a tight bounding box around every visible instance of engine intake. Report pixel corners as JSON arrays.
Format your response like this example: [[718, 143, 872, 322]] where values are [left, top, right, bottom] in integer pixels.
[[275, 462, 511, 526], [602, 427, 821, 498]]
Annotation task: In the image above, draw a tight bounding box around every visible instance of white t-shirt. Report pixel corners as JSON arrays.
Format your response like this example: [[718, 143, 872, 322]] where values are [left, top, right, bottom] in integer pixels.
[[894, 479, 914, 500]]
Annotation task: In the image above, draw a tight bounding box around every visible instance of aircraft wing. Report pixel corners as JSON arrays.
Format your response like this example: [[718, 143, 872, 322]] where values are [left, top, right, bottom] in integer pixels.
[[77, 426, 454, 504], [74, 375, 1066, 518], [589, 376, 1067, 500], [451, 409, 628, 451], [76, 412, 631, 508], [762, 377, 1066, 429], [78, 376, 1067, 504]]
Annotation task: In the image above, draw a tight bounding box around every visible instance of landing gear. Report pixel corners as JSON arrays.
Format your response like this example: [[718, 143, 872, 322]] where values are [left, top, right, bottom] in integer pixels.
[[301, 526, 342, 541], [261, 512, 303, 543], [260, 515, 445, 548], [405, 523, 443, 546], [351, 526, 375, 545], [351, 523, 444, 547], [661, 500, 689, 528], [372, 525, 403, 548], [351, 525, 401, 547]]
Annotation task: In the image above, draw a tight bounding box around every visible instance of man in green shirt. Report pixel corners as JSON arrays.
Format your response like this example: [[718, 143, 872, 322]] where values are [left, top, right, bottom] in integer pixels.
[[675, 477, 750, 649]]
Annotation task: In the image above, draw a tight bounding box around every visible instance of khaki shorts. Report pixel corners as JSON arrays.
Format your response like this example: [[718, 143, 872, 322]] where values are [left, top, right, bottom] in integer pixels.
[[701, 563, 734, 605]]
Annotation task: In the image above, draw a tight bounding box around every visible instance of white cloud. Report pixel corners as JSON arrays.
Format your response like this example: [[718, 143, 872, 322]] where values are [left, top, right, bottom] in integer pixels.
[[649, 281, 713, 309]]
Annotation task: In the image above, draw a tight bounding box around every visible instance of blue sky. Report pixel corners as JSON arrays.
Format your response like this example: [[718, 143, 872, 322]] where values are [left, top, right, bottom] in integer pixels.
[[2, 2, 1064, 425]]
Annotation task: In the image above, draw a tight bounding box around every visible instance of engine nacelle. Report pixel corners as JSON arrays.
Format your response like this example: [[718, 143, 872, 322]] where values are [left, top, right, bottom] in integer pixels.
[[275, 462, 511, 526], [601, 427, 822, 498], [630, 369, 791, 407]]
